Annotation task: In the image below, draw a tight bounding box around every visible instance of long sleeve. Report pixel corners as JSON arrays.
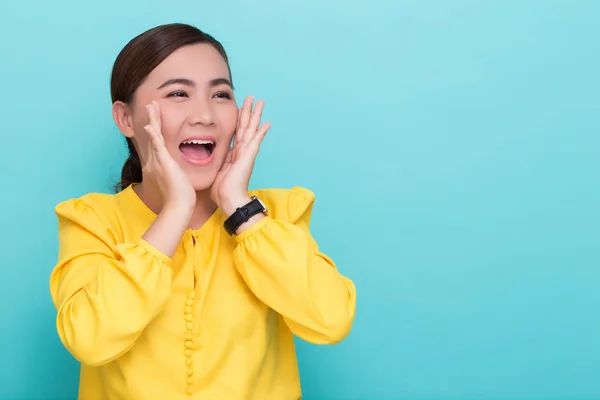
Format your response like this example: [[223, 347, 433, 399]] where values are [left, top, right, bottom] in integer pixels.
[[49, 198, 173, 366], [233, 187, 356, 344]]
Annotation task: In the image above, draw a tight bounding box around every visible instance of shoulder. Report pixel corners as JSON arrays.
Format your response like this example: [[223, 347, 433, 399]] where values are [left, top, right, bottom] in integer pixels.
[[54, 191, 122, 227], [249, 186, 316, 223]]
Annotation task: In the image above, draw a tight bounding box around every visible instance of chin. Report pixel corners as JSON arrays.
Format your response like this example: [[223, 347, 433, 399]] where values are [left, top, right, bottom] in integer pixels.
[[187, 174, 217, 192], [175, 146, 226, 193]]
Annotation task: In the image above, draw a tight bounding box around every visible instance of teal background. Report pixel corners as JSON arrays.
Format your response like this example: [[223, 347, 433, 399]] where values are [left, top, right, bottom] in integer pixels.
[[1, 0, 599, 399]]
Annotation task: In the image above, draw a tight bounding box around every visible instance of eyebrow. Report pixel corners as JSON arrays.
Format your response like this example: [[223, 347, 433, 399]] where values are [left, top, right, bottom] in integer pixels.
[[156, 77, 234, 90]]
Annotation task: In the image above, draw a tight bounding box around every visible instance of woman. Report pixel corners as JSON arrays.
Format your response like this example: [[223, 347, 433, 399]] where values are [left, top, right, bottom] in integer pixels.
[[49, 23, 356, 399]]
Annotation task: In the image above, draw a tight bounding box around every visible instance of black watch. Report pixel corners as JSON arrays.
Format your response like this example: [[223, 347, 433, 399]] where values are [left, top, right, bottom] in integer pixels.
[[223, 196, 269, 236]]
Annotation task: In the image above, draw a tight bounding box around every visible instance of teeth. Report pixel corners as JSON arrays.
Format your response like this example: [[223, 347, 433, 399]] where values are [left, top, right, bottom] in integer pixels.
[[182, 139, 214, 145]]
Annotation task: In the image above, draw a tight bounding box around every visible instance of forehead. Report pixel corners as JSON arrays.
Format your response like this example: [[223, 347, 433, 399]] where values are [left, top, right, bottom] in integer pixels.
[[146, 43, 229, 85]]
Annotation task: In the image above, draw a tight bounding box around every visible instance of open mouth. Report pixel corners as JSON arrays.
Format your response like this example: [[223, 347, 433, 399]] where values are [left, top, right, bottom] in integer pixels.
[[179, 139, 215, 163]]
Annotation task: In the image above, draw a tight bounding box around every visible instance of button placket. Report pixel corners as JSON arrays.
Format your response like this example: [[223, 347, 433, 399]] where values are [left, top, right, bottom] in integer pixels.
[[183, 231, 206, 395], [184, 289, 195, 395]]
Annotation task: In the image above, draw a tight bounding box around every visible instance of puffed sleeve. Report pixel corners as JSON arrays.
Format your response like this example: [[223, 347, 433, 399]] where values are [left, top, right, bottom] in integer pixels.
[[49, 198, 173, 366], [233, 187, 356, 344]]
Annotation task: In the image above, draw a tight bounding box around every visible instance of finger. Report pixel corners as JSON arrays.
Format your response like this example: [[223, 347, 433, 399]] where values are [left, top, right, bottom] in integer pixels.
[[228, 134, 237, 160], [147, 102, 165, 146], [150, 101, 162, 134], [238, 122, 270, 165], [136, 138, 149, 169], [236, 96, 254, 144], [144, 125, 162, 154], [213, 162, 231, 187], [141, 127, 157, 171], [219, 163, 231, 175], [231, 116, 240, 149], [236, 106, 243, 133], [250, 122, 271, 147], [232, 133, 243, 162], [233, 108, 243, 147], [223, 146, 233, 164], [247, 99, 265, 137]]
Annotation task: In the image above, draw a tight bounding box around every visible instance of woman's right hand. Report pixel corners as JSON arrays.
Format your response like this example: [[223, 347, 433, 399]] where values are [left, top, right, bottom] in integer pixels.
[[143, 101, 196, 213]]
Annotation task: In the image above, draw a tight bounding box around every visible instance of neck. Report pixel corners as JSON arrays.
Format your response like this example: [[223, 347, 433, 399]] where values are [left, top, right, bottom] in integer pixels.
[[188, 190, 219, 230], [134, 182, 218, 230]]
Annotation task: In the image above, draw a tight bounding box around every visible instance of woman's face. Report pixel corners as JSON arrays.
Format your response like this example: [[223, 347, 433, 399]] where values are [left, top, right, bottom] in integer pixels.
[[125, 43, 238, 191]]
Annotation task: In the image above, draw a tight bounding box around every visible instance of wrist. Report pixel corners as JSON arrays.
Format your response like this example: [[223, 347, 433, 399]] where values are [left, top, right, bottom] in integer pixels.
[[162, 201, 194, 221], [219, 194, 252, 217], [234, 213, 266, 235], [221, 194, 269, 236]]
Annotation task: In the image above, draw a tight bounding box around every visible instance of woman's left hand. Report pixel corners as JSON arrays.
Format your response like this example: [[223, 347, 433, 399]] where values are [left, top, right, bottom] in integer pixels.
[[211, 96, 272, 217]]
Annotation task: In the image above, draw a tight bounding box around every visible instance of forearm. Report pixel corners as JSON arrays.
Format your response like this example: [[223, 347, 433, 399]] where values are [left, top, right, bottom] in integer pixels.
[[54, 204, 189, 366], [233, 217, 356, 344], [51, 195, 191, 366], [142, 203, 193, 258], [54, 242, 174, 366]]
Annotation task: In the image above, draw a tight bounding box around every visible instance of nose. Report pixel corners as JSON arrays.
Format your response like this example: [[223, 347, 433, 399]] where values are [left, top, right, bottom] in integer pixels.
[[187, 97, 214, 126]]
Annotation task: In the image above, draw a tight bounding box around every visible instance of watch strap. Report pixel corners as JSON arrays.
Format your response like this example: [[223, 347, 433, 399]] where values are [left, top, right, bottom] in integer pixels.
[[223, 197, 266, 235]]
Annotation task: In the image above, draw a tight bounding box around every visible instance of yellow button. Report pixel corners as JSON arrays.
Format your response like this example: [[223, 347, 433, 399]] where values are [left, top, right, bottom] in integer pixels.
[[185, 340, 194, 349], [185, 299, 194, 306], [187, 376, 194, 385], [184, 306, 192, 314], [185, 332, 193, 341], [187, 368, 193, 376], [188, 291, 195, 300], [186, 386, 193, 394], [184, 349, 192, 357], [184, 314, 193, 322], [186, 322, 194, 330], [186, 359, 192, 366]]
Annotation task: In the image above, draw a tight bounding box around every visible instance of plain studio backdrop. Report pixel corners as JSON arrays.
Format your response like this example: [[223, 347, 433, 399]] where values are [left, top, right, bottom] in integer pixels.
[[1, 1, 599, 399]]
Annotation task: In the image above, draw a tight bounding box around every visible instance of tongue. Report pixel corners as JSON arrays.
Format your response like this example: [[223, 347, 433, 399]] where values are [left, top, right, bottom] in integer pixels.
[[180, 144, 210, 160]]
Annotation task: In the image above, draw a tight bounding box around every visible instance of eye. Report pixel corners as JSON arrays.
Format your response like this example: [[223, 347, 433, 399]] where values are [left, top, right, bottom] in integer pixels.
[[167, 91, 188, 98], [213, 91, 232, 100]]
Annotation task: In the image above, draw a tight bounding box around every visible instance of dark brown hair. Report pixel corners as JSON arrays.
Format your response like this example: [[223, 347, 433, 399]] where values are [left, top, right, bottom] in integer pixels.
[[111, 23, 232, 192]]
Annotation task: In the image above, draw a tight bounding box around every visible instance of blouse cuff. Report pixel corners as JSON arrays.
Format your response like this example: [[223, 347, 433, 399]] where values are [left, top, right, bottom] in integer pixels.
[[235, 216, 273, 243], [136, 238, 174, 267]]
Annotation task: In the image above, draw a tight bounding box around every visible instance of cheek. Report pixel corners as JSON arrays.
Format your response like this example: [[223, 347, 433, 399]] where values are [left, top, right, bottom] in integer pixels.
[[155, 106, 185, 152], [218, 105, 239, 139], [131, 105, 181, 157]]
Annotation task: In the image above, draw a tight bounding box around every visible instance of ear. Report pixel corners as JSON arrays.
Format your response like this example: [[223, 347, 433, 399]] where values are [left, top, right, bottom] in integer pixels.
[[112, 101, 135, 138]]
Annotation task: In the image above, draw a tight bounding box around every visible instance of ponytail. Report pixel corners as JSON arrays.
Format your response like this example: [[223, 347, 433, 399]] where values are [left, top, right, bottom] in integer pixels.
[[115, 138, 142, 192]]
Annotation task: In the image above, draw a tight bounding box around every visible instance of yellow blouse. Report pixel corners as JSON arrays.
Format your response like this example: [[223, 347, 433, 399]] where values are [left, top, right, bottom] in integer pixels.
[[49, 184, 356, 399]]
